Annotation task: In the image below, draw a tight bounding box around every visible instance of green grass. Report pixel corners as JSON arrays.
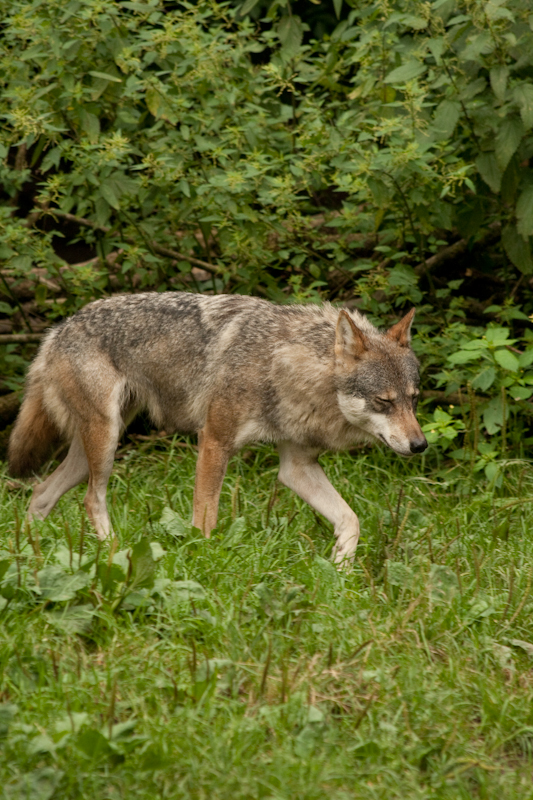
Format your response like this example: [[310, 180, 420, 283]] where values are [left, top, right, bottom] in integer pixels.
[[1, 439, 533, 799]]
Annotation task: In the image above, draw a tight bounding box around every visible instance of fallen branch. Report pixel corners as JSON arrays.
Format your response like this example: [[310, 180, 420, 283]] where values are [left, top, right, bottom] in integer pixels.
[[47, 210, 221, 275], [0, 333, 44, 344], [422, 390, 463, 405], [415, 221, 502, 277], [0, 392, 21, 426]]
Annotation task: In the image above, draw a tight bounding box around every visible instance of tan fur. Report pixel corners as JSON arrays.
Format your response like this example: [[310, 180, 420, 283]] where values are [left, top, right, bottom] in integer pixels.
[[8, 292, 427, 563], [8, 382, 61, 478], [386, 307, 415, 346]]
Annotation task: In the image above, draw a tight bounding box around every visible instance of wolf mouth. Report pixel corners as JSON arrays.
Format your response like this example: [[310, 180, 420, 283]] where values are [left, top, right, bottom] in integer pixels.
[[376, 432, 412, 457]]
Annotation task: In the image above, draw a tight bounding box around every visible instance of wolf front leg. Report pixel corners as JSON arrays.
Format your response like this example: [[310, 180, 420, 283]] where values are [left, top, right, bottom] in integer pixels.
[[277, 442, 360, 565], [192, 424, 232, 537]]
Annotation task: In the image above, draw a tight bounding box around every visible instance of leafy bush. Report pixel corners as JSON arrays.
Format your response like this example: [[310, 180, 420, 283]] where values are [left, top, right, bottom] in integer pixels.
[[0, 0, 532, 465]]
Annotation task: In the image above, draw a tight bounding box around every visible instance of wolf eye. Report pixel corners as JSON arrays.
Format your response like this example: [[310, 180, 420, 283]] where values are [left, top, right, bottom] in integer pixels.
[[377, 397, 393, 405]]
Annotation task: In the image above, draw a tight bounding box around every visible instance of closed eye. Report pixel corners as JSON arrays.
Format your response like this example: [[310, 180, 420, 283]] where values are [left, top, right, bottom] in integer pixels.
[[377, 397, 394, 405]]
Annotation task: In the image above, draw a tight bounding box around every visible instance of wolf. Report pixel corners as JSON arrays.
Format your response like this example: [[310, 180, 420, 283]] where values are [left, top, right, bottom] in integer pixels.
[[8, 292, 427, 563]]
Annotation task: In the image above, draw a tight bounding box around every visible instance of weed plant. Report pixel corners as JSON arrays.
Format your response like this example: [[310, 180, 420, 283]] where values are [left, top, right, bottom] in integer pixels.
[[1, 439, 533, 798]]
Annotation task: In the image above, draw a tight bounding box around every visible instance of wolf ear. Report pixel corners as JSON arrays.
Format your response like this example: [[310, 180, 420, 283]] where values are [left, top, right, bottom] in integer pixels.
[[335, 310, 368, 366], [386, 308, 416, 347]]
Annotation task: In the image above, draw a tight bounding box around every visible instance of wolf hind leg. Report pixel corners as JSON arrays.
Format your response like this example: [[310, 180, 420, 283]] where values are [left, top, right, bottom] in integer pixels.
[[277, 442, 360, 566], [28, 434, 89, 522], [79, 414, 122, 541], [192, 424, 231, 537]]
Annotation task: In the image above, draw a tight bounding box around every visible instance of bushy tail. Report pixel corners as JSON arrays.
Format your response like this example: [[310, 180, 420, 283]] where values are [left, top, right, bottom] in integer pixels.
[[8, 381, 61, 477]]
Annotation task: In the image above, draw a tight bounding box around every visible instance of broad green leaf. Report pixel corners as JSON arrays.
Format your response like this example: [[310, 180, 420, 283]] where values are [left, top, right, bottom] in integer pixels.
[[160, 507, 188, 537], [173, 580, 206, 601], [483, 395, 509, 434], [513, 84, 533, 130], [129, 538, 155, 590], [402, 14, 427, 29], [4, 767, 63, 800], [94, 196, 110, 227], [75, 728, 113, 759], [145, 87, 176, 122], [516, 185, 533, 238], [484, 326, 511, 345], [97, 562, 126, 594], [510, 386, 533, 400], [448, 350, 483, 364], [462, 338, 489, 350], [78, 109, 100, 143], [145, 87, 160, 117], [386, 561, 414, 587], [37, 566, 90, 601], [368, 176, 389, 207], [502, 224, 533, 274], [178, 178, 190, 197], [385, 61, 426, 84], [518, 348, 533, 367], [100, 182, 120, 209], [352, 741, 382, 758], [430, 563, 459, 604], [434, 408, 454, 423], [54, 712, 89, 734], [460, 31, 493, 61], [428, 37, 445, 63], [494, 348, 520, 372], [490, 65, 509, 101], [432, 100, 460, 140], [88, 70, 122, 83], [28, 734, 56, 756], [10, 255, 32, 271], [239, 0, 261, 15], [40, 146, 62, 172], [484, 1, 514, 22], [472, 366, 496, 391], [495, 117, 524, 172], [109, 719, 137, 740], [277, 16, 303, 57], [45, 604, 96, 634]]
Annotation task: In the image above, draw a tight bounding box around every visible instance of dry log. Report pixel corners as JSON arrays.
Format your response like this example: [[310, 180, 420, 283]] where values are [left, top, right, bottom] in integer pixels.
[[422, 390, 463, 405], [47, 211, 221, 275], [415, 221, 502, 277], [0, 333, 44, 344], [0, 392, 21, 426]]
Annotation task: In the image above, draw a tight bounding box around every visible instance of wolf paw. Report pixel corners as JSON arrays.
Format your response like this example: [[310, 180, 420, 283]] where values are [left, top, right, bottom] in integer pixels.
[[331, 540, 357, 569]]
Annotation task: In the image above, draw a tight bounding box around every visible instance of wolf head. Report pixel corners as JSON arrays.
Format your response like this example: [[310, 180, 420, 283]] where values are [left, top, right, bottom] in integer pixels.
[[334, 308, 427, 457]]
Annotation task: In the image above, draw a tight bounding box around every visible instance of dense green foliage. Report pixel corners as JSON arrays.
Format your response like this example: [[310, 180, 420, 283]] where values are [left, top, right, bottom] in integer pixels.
[[1, 0, 533, 468], [1, 2, 533, 793], [1, 447, 533, 797]]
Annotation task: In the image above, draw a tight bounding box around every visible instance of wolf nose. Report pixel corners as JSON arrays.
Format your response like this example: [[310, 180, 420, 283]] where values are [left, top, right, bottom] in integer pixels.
[[410, 437, 428, 454]]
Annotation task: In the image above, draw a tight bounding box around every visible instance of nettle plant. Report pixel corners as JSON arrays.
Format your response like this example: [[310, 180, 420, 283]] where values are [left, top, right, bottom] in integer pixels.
[[0, 0, 532, 463], [417, 314, 533, 481]]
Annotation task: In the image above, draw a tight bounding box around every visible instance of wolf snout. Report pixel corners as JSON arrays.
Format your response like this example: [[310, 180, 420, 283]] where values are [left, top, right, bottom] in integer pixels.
[[409, 436, 428, 454]]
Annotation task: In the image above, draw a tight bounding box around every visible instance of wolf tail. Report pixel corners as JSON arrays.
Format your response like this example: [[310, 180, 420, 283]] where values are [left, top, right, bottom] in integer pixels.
[[8, 373, 61, 478]]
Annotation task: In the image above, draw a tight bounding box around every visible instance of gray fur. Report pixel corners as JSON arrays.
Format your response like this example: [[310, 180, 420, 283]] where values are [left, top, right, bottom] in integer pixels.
[[9, 291, 427, 563]]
